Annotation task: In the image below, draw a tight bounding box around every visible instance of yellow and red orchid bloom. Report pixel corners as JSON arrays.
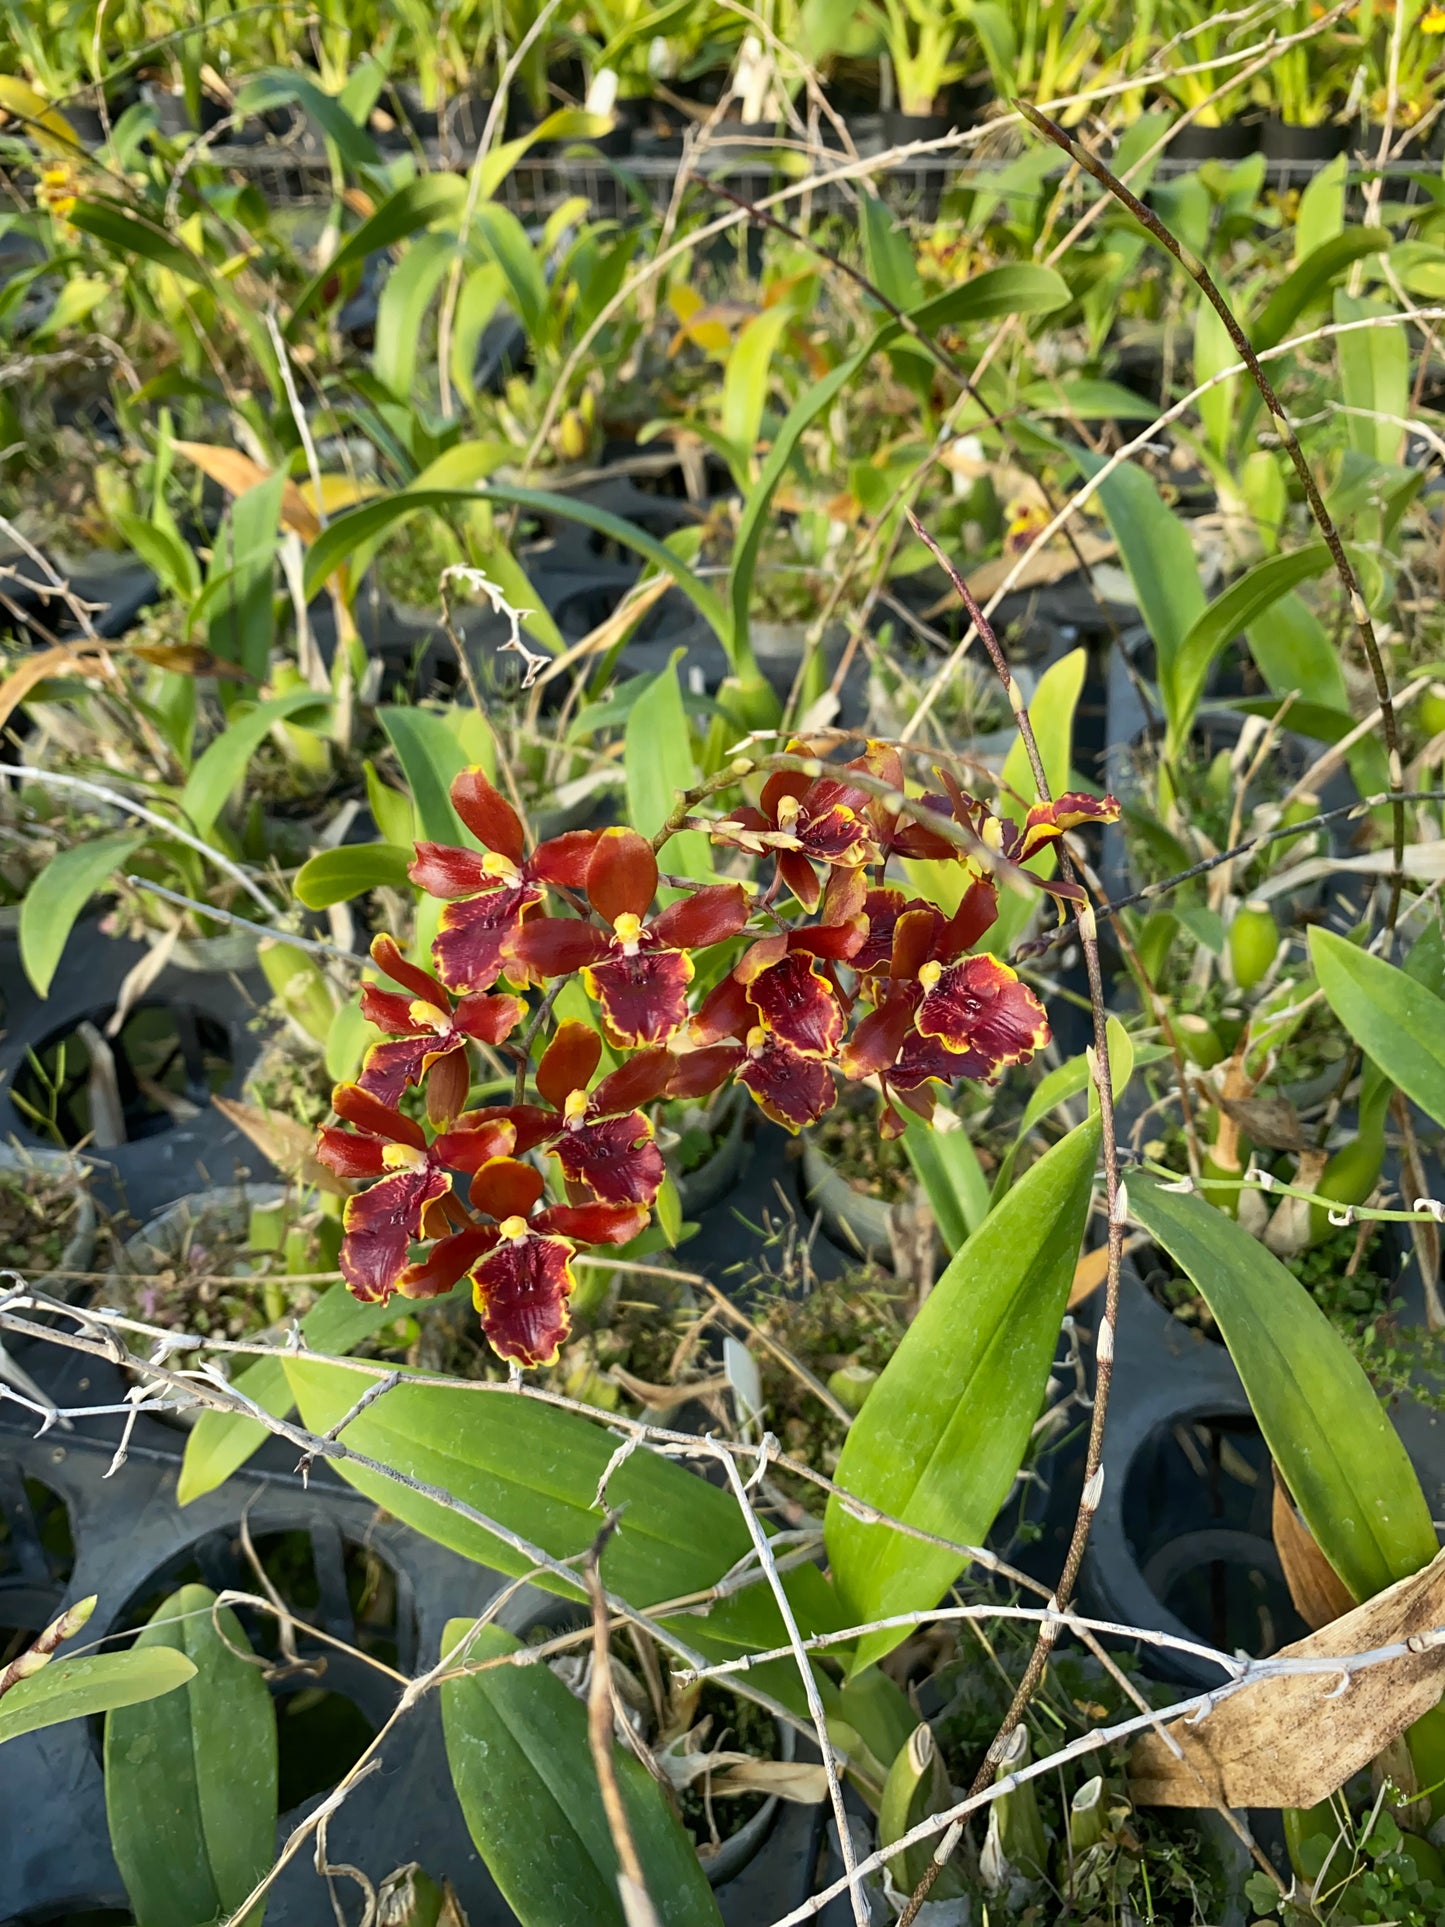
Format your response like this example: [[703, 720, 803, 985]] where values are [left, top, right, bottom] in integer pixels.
[[392, 1156, 646, 1367], [410, 767, 600, 993], [843, 742, 971, 865], [316, 1085, 518, 1303], [915, 954, 1050, 1075], [507, 829, 750, 1047], [491, 1020, 670, 1208], [357, 934, 523, 1123], [707, 760, 878, 911]]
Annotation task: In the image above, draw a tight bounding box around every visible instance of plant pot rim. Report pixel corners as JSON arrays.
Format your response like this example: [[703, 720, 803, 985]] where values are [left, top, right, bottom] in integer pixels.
[[0, 1142, 98, 1299]]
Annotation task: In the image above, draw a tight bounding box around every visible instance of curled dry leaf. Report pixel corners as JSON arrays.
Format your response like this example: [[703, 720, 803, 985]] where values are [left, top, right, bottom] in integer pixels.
[[211, 1094, 348, 1197], [1271, 1467, 1354, 1632], [1214, 1093, 1307, 1154], [707, 1759, 830, 1803], [1130, 1547, 1445, 1809]]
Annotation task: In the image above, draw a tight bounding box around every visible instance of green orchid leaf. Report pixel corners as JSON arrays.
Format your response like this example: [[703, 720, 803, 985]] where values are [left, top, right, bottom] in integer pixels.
[[105, 1584, 278, 1927], [0, 1647, 194, 1747], [1310, 927, 1445, 1130], [826, 1117, 1100, 1671], [20, 830, 145, 997], [294, 842, 416, 910], [441, 1621, 723, 1927], [1127, 1173, 1436, 1601]]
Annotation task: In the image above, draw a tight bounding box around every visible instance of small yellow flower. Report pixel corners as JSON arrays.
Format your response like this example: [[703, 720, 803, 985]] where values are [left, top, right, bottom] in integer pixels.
[[36, 162, 77, 219], [1424, 3, 1445, 32]]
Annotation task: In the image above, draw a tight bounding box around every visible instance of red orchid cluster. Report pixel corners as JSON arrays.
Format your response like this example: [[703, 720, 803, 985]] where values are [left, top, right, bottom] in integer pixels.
[[316, 753, 1118, 1368]]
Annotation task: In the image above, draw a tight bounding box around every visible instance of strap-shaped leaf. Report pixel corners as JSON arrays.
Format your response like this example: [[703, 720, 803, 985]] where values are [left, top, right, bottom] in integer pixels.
[[441, 1621, 723, 1927], [294, 842, 415, 910], [105, 1583, 277, 1927], [20, 831, 144, 997], [283, 1358, 842, 1695], [180, 688, 329, 837], [826, 1117, 1100, 1671], [1311, 926, 1445, 1131], [1127, 1173, 1436, 1601], [0, 1648, 194, 1747]]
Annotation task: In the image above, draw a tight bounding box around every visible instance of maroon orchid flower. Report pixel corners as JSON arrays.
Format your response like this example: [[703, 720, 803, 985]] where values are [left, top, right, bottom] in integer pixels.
[[844, 742, 969, 865], [915, 953, 1050, 1072], [357, 935, 523, 1123], [391, 1156, 646, 1367], [316, 1085, 518, 1303], [689, 968, 839, 1133], [507, 829, 750, 1046], [495, 1020, 669, 1207], [410, 767, 600, 994], [933, 771, 1122, 908], [706, 755, 878, 911]]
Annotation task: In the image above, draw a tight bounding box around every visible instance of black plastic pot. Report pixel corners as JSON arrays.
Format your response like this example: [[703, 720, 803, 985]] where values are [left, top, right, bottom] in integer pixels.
[[1080, 1259, 1310, 1688], [1260, 118, 1348, 164], [0, 921, 265, 1228], [1167, 118, 1262, 163]]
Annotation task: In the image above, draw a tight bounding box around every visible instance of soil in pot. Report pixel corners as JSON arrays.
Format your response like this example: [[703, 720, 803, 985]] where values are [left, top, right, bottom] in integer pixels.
[[0, 1163, 89, 1281], [105, 1190, 342, 1343], [902, 1611, 1248, 1923], [802, 1105, 913, 1245], [751, 1269, 907, 1481]]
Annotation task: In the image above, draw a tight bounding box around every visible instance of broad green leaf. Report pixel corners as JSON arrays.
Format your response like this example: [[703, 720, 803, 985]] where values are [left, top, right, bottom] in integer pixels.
[[1127, 1174, 1436, 1601], [826, 1118, 1100, 1672], [365, 760, 418, 847], [32, 273, 110, 342], [442, 1621, 723, 1927], [473, 202, 546, 344], [721, 307, 792, 479], [0, 1648, 194, 1747], [207, 471, 286, 683], [1168, 545, 1332, 753], [379, 704, 474, 844], [1194, 294, 1239, 457], [1245, 591, 1349, 711], [1020, 376, 1163, 422], [731, 265, 1069, 661], [374, 230, 453, 401], [1310, 927, 1445, 1131], [178, 1284, 408, 1503], [290, 175, 470, 327], [180, 689, 327, 837], [902, 1108, 989, 1252], [235, 70, 377, 170], [1296, 156, 1348, 262], [105, 1584, 277, 1927], [20, 830, 144, 996], [283, 1358, 840, 1689], [1335, 289, 1409, 466], [625, 655, 712, 892], [470, 109, 614, 204], [304, 487, 728, 648], [982, 646, 1085, 956], [1255, 229, 1387, 353], [1074, 449, 1206, 706], [860, 193, 924, 313], [294, 842, 415, 909], [450, 261, 508, 412], [69, 198, 211, 285], [114, 510, 201, 600]]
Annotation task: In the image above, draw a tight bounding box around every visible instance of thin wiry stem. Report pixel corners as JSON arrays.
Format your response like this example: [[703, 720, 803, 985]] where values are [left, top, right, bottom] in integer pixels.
[[1016, 100, 1408, 938]]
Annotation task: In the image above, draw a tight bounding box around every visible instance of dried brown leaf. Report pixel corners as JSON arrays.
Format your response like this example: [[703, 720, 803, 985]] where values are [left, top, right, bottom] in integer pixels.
[[172, 441, 322, 544], [1130, 1548, 1445, 1809], [211, 1094, 348, 1197], [1215, 1094, 1307, 1153], [1272, 1467, 1354, 1632], [0, 642, 100, 734]]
